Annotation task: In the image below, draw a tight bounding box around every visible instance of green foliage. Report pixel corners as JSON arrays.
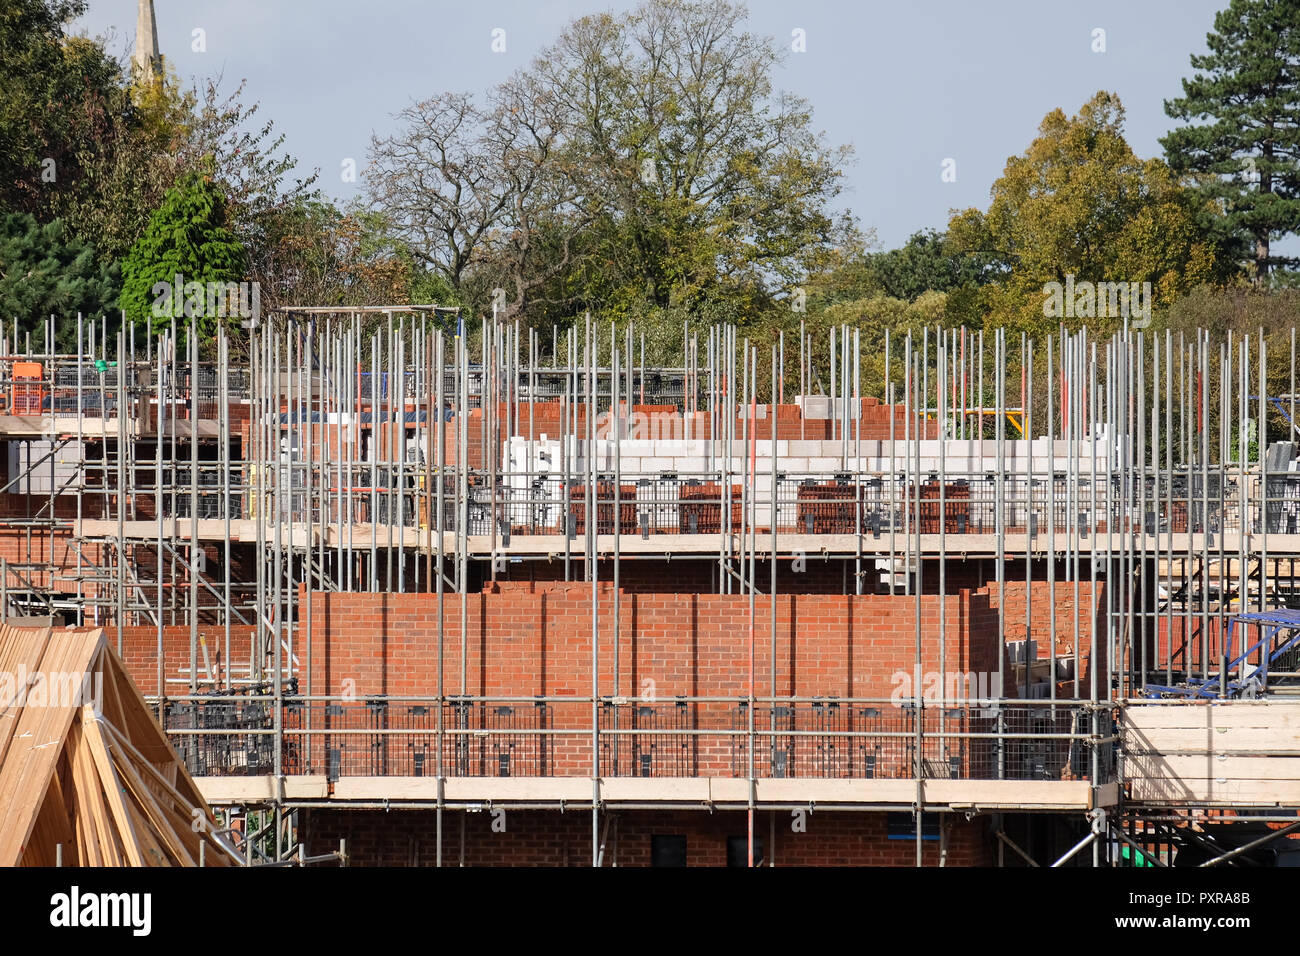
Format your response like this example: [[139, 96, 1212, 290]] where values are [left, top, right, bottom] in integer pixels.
[[550, 0, 860, 323], [1163, 283, 1300, 445], [13, 0, 1300, 363], [800, 291, 948, 399], [1162, 0, 1300, 277], [2, 4, 313, 318], [118, 171, 247, 339], [368, 0, 858, 329], [53, 61, 196, 266], [247, 199, 449, 312], [0, 212, 119, 348], [860, 229, 1004, 302], [179, 80, 320, 253], [948, 92, 1227, 334], [0, 0, 133, 223]]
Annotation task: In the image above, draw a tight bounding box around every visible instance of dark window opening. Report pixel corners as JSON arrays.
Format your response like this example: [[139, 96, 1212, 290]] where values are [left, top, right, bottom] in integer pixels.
[[727, 835, 764, 867], [651, 834, 687, 867], [886, 812, 940, 841]]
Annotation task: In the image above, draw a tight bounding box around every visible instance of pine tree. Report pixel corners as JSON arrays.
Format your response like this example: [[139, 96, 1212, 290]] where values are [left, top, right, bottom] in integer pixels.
[[119, 170, 247, 341], [1162, 0, 1300, 279], [0, 212, 119, 350]]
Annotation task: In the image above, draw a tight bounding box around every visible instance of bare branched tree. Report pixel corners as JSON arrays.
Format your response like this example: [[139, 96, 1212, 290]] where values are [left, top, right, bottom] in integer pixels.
[[483, 71, 594, 317], [365, 92, 511, 291], [365, 0, 857, 324]]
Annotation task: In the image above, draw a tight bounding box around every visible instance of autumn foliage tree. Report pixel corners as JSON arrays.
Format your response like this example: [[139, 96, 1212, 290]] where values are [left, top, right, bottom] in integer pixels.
[[947, 92, 1228, 333]]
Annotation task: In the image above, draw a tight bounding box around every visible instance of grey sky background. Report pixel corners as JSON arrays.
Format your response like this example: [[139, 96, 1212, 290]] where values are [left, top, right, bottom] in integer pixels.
[[73, 0, 1232, 251]]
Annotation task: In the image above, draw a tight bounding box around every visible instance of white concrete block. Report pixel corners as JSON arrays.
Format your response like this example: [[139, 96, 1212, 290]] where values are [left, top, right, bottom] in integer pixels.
[[798, 395, 831, 419]]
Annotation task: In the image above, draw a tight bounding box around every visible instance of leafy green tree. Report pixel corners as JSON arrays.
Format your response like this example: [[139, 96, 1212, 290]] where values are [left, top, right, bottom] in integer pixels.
[[118, 171, 247, 339], [1162, 0, 1300, 278], [528, 0, 857, 323], [948, 92, 1227, 334], [861, 229, 1005, 301], [368, 0, 857, 327], [0, 1, 133, 223], [52, 59, 197, 266], [0, 212, 119, 348], [179, 80, 320, 253]]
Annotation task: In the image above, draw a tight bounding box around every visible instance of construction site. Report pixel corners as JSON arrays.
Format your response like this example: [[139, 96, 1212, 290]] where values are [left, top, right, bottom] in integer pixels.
[[3, 309, 1300, 868]]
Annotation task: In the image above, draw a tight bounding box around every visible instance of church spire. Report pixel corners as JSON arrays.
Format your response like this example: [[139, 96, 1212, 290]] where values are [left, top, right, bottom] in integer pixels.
[[132, 0, 161, 84]]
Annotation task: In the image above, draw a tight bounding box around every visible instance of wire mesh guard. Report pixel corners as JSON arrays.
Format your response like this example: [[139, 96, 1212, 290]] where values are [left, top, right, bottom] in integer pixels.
[[304, 698, 554, 780], [161, 691, 1105, 784], [724, 702, 1098, 781], [160, 684, 287, 776], [599, 698, 695, 777]]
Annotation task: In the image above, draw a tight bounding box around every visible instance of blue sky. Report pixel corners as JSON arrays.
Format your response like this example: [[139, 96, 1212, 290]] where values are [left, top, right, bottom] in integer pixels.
[[74, 0, 1230, 250]]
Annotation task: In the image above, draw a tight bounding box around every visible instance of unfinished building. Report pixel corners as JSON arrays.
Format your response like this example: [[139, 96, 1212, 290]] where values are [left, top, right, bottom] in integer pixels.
[[2, 310, 1298, 866]]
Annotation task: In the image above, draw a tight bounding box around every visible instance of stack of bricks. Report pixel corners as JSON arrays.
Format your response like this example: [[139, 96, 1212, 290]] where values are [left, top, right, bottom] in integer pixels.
[[568, 481, 638, 534], [911, 480, 972, 534], [795, 482, 858, 533], [678, 483, 742, 533]]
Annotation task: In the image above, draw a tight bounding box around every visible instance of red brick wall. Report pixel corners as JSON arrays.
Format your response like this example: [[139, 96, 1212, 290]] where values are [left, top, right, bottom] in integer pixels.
[[302, 808, 992, 867], [297, 584, 996, 778], [1149, 614, 1240, 683], [101, 561, 1108, 705], [118, 624, 258, 694], [493, 557, 871, 594], [307, 585, 996, 702]]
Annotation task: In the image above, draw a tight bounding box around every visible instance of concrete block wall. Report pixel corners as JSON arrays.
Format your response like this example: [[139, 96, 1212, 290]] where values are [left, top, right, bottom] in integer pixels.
[[505, 436, 1113, 480]]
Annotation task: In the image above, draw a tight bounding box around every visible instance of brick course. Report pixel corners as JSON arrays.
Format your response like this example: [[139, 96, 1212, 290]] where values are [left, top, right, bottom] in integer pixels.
[[302, 808, 993, 867]]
